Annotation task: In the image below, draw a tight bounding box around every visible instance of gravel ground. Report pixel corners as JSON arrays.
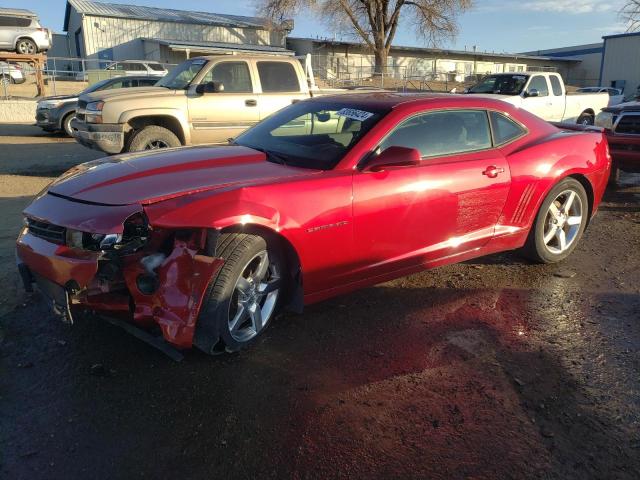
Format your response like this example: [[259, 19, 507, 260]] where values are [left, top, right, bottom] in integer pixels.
[[0, 127, 638, 479]]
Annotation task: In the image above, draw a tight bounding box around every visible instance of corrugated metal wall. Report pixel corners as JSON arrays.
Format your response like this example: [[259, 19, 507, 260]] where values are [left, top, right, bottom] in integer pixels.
[[601, 36, 640, 94], [78, 13, 283, 59]]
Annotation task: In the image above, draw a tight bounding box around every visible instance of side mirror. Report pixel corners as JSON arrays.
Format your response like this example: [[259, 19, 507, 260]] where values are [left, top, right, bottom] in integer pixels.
[[363, 146, 421, 172], [525, 88, 539, 98], [196, 81, 224, 94]]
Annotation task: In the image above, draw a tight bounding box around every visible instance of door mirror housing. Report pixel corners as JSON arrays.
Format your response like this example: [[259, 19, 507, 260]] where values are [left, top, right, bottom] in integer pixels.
[[363, 146, 421, 172], [524, 88, 539, 98], [196, 81, 224, 94]]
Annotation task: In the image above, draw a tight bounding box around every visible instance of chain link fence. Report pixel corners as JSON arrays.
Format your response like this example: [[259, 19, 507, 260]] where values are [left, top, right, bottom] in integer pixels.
[[1, 56, 176, 100]]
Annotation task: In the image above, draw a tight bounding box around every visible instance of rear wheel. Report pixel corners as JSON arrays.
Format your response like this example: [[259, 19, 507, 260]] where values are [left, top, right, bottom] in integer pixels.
[[195, 233, 285, 354], [127, 126, 181, 152], [16, 38, 37, 55], [577, 113, 594, 126], [0, 75, 10, 87], [522, 178, 588, 264]]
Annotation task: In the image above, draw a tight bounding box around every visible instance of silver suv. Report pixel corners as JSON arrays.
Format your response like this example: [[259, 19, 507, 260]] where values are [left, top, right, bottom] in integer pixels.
[[0, 8, 52, 54]]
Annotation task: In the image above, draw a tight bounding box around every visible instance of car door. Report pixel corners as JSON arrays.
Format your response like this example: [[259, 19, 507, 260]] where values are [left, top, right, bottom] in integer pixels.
[[522, 75, 554, 121], [254, 60, 309, 120], [547, 75, 566, 121], [187, 60, 260, 145], [351, 109, 511, 280]]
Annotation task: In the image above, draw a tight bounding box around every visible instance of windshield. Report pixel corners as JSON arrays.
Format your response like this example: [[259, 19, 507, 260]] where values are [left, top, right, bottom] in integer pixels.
[[234, 101, 389, 170], [156, 58, 208, 90], [82, 78, 114, 94], [468, 75, 529, 95]]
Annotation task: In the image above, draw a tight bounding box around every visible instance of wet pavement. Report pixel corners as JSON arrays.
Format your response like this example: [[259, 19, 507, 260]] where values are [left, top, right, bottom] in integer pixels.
[[0, 136, 639, 478]]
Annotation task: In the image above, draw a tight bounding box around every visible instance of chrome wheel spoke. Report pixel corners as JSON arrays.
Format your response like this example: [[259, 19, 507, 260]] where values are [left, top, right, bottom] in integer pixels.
[[252, 252, 270, 282], [562, 191, 576, 214], [249, 302, 263, 332], [236, 276, 251, 294], [549, 203, 561, 220], [555, 228, 567, 251], [543, 226, 557, 244], [229, 305, 247, 332], [260, 277, 281, 295], [567, 215, 582, 226]]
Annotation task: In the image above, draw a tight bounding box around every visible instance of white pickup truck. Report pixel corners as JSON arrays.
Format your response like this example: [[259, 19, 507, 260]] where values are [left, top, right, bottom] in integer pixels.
[[465, 72, 609, 125]]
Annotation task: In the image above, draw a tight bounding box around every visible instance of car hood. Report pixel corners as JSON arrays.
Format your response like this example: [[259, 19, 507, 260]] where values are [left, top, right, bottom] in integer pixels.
[[47, 145, 319, 206], [81, 86, 177, 102], [603, 100, 640, 114], [38, 94, 78, 103]]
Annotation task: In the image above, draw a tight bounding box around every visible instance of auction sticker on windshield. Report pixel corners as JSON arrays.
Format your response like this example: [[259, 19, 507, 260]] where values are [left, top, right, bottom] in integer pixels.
[[336, 108, 374, 121]]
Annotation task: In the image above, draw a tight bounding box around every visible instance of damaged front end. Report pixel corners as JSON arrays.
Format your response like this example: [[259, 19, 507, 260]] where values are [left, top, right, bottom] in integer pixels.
[[16, 194, 223, 351]]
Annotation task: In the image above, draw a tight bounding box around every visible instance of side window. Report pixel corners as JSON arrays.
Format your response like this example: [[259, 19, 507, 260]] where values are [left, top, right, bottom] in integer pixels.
[[102, 80, 123, 90], [489, 111, 526, 145], [16, 17, 32, 27], [549, 76, 563, 96], [380, 110, 492, 158], [140, 78, 158, 86], [257, 62, 301, 93], [528, 76, 549, 97], [202, 62, 252, 93]]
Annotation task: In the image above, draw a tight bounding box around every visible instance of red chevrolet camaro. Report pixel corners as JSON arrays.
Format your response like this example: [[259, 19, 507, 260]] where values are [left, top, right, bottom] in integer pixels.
[[16, 93, 611, 356]]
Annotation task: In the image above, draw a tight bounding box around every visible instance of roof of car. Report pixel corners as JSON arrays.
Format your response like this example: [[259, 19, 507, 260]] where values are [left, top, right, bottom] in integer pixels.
[[308, 92, 513, 111]]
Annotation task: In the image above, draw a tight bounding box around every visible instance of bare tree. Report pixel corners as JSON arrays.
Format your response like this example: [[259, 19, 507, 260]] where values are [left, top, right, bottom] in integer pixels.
[[622, 1, 640, 31], [259, 0, 473, 73]]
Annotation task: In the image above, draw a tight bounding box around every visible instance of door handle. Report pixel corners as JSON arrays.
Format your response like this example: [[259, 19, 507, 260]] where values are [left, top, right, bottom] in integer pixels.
[[245, 99, 257, 107], [482, 166, 505, 178]]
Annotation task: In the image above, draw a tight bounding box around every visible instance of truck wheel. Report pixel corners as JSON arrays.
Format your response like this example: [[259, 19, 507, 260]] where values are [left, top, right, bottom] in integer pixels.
[[0, 75, 10, 87], [16, 38, 37, 55], [127, 126, 181, 152], [577, 113, 594, 126], [521, 178, 588, 264], [62, 112, 75, 137], [195, 233, 285, 355]]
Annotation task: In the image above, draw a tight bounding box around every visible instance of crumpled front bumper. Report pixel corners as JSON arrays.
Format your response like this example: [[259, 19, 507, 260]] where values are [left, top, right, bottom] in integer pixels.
[[70, 118, 125, 154], [16, 192, 224, 349], [605, 131, 640, 173]]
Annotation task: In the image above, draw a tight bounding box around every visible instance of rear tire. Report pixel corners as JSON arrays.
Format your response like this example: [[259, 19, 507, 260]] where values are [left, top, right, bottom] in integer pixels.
[[0, 74, 10, 87], [577, 113, 594, 126], [522, 178, 589, 264], [127, 125, 181, 152], [195, 233, 285, 355], [16, 38, 37, 55]]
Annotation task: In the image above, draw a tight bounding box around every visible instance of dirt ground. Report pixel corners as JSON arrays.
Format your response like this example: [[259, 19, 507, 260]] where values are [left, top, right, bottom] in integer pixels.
[[0, 126, 638, 479]]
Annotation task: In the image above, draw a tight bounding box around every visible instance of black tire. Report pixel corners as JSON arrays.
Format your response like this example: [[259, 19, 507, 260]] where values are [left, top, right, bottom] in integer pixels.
[[127, 126, 181, 152], [62, 112, 75, 137], [15, 38, 37, 55], [577, 113, 594, 126], [0, 74, 10, 87], [608, 163, 620, 187], [194, 233, 285, 355], [522, 178, 589, 264]]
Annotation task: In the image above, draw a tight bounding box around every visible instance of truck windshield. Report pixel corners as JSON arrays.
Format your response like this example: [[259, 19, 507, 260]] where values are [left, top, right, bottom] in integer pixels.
[[234, 101, 389, 170], [156, 59, 207, 90], [468, 75, 529, 95]]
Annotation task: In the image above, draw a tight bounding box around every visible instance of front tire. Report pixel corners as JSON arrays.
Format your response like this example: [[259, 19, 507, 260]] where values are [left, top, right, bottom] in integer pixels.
[[127, 126, 181, 152], [522, 178, 589, 264], [62, 112, 75, 137], [195, 233, 284, 354]]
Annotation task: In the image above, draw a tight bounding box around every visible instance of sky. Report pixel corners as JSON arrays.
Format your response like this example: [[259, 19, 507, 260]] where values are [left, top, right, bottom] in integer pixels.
[[23, 0, 631, 53]]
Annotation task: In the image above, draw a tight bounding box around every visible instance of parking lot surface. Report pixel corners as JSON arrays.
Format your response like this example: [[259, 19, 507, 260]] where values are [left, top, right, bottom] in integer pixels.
[[0, 127, 639, 479]]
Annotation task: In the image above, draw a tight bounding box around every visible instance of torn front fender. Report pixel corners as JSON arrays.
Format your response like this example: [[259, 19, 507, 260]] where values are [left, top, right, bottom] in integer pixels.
[[124, 238, 223, 349]]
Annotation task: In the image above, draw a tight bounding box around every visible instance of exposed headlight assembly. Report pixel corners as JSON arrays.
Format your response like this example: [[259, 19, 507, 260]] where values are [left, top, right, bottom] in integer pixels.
[[85, 101, 104, 124], [65, 213, 149, 253]]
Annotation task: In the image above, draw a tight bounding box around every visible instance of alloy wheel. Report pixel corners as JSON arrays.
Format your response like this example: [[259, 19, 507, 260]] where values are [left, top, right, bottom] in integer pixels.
[[144, 140, 169, 150], [543, 189, 584, 254], [228, 251, 281, 342], [17, 40, 35, 54]]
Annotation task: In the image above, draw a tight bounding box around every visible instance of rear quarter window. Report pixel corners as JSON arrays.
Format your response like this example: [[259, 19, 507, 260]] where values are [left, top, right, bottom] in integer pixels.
[[489, 111, 526, 145], [257, 62, 301, 93], [549, 76, 563, 96]]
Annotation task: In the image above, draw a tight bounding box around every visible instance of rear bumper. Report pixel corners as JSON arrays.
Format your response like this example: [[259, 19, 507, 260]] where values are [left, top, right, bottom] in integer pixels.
[[70, 119, 125, 154], [605, 131, 640, 172]]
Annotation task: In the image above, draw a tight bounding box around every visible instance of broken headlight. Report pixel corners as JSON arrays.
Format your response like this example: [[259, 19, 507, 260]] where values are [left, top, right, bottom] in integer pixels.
[[65, 213, 149, 253]]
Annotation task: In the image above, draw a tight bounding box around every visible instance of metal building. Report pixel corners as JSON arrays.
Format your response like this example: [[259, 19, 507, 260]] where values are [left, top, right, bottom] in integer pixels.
[[61, 0, 293, 63], [523, 43, 604, 87], [599, 32, 640, 95]]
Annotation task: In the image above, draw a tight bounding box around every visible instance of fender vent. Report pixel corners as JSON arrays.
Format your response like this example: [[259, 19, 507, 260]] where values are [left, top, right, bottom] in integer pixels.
[[513, 184, 536, 224]]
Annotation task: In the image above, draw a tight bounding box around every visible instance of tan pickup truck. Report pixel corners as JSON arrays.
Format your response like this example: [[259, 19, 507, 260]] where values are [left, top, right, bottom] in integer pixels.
[[71, 55, 351, 154]]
